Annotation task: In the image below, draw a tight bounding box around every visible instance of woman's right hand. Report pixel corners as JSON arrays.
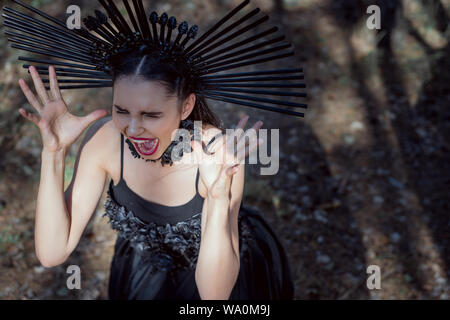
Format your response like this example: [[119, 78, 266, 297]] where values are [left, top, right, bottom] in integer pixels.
[[18, 65, 109, 153]]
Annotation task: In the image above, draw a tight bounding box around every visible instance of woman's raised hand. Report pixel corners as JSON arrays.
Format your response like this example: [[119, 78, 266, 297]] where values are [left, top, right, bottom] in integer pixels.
[[191, 115, 264, 200], [18, 66, 108, 153]]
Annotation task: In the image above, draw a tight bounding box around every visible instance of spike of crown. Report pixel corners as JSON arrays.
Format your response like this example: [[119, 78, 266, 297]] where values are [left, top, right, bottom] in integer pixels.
[[178, 21, 188, 34], [168, 16, 177, 29], [83, 16, 98, 31], [159, 13, 168, 25], [149, 12, 158, 24], [94, 10, 108, 24], [93, 10, 201, 91], [188, 25, 198, 39]]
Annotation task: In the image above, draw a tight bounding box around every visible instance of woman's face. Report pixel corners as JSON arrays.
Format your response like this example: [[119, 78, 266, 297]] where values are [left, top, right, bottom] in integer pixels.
[[112, 75, 193, 161]]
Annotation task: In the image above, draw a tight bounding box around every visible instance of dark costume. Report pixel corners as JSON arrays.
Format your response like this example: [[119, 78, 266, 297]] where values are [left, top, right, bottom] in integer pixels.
[[103, 134, 294, 299]]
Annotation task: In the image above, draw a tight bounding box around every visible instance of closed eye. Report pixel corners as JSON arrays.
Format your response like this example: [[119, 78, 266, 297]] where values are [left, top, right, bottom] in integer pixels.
[[115, 109, 160, 118]]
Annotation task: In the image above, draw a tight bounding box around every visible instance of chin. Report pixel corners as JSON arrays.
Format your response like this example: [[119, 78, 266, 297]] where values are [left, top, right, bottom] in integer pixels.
[[141, 151, 162, 160]]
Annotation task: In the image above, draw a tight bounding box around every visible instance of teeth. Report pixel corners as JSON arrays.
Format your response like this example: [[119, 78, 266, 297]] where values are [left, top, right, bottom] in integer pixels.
[[135, 138, 158, 153], [130, 138, 155, 143]]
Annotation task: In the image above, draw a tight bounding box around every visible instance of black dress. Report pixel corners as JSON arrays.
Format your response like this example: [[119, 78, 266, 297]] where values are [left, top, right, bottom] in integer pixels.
[[103, 133, 294, 300]]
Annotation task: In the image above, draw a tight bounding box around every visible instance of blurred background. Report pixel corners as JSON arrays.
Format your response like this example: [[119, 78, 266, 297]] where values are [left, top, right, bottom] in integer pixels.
[[0, 0, 449, 299]]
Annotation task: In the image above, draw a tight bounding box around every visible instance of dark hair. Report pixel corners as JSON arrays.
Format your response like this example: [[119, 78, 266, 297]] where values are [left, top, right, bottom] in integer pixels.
[[111, 50, 223, 130]]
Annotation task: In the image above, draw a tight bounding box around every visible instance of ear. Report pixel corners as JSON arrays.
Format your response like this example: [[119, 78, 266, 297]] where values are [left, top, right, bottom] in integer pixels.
[[181, 93, 196, 120]]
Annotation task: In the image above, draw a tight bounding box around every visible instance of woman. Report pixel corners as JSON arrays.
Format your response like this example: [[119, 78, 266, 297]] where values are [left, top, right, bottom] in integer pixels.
[[7, 0, 306, 300], [17, 50, 295, 299]]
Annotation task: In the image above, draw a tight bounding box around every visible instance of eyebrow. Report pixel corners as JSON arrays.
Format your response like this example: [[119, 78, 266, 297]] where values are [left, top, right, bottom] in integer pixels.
[[113, 104, 163, 116]]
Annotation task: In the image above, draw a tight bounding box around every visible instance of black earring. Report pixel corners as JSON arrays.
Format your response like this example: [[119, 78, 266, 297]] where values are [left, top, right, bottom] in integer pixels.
[[180, 118, 194, 131]]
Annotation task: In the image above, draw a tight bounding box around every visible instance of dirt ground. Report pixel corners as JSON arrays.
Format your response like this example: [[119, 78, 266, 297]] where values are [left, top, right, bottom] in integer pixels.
[[0, 0, 449, 299]]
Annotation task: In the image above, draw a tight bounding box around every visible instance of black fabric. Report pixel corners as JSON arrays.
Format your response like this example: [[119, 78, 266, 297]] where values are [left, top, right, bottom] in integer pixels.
[[105, 134, 295, 300]]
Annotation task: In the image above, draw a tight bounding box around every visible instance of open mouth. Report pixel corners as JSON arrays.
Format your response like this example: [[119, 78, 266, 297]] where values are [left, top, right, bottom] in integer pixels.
[[130, 137, 159, 156]]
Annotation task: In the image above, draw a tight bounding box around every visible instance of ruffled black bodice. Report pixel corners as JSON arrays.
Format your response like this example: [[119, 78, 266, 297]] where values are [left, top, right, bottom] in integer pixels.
[[103, 182, 253, 276]]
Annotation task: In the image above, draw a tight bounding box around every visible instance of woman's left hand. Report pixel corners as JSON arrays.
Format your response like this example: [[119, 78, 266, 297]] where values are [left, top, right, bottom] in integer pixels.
[[190, 115, 264, 200]]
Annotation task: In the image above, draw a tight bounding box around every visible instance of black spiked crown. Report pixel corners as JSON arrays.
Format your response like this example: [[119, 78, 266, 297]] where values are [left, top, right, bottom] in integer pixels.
[[2, 0, 307, 118]]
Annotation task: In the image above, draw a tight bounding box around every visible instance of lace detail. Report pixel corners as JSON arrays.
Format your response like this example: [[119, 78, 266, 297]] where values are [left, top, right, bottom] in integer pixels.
[[103, 189, 253, 275]]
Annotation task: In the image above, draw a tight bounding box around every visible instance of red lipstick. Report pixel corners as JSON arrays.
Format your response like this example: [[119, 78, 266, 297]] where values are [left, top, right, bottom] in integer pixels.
[[129, 136, 153, 141]]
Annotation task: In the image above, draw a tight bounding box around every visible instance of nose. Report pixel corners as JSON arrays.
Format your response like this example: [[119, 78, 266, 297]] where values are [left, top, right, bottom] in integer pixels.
[[126, 118, 144, 136]]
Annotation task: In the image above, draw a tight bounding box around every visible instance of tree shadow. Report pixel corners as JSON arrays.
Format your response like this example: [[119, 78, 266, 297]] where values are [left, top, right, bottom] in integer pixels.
[[376, 0, 450, 288], [240, 0, 370, 299], [327, 0, 449, 296]]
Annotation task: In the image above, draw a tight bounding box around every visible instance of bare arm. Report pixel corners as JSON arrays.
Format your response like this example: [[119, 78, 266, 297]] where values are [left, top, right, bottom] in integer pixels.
[[194, 116, 261, 299], [17, 65, 109, 267], [36, 119, 109, 267], [195, 165, 244, 300], [35, 148, 70, 267]]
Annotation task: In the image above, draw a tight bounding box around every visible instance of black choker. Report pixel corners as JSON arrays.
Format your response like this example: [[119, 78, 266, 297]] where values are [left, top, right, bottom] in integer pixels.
[[125, 119, 195, 167]]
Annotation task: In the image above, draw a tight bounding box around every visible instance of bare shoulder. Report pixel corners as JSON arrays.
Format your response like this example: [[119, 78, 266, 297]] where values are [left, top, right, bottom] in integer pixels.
[[64, 115, 115, 197], [82, 116, 114, 146], [91, 115, 117, 142], [79, 116, 118, 171]]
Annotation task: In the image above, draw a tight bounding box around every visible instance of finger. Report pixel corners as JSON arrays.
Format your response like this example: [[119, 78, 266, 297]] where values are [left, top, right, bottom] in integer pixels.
[[232, 115, 249, 142], [18, 108, 39, 125], [235, 134, 256, 163], [239, 136, 262, 162], [225, 115, 249, 152], [225, 115, 253, 155], [18, 78, 43, 112], [236, 114, 249, 130], [226, 164, 240, 176], [236, 135, 262, 163], [49, 66, 62, 101], [203, 133, 223, 154], [29, 66, 50, 105], [190, 140, 206, 165], [233, 120, 263, 161], [222, 116, 252, 164], [225, 127, 244, 158], [82, 109, 109, 128], [236, 120, 263, 149], [251, 120, 264, 131]]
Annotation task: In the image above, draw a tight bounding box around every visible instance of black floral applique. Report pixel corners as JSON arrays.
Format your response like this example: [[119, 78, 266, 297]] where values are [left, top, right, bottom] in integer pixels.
[[103, 189, 253, 275], [103, 189, 202, 272]]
